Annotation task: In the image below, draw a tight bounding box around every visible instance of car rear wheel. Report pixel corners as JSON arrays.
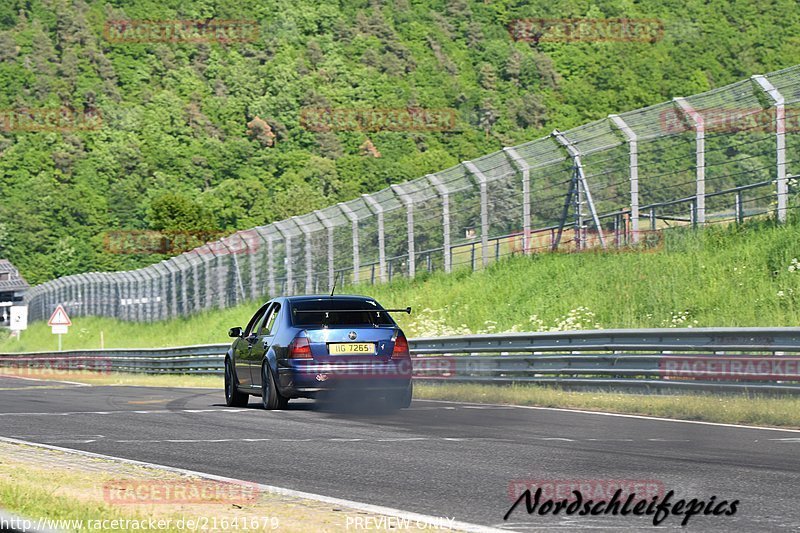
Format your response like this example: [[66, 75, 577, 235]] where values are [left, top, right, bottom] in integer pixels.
[[386, 382, 413, 410], [261, 364, 288, 410], [225, 358, 249, 407]]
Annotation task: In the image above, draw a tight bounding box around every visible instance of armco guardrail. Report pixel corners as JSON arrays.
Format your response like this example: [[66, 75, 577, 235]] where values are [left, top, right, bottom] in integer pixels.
[[2, 328, 800, 394]]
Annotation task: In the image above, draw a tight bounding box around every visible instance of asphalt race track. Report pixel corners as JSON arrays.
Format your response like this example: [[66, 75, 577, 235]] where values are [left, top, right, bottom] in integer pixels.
[[1, 376, 798, 531]]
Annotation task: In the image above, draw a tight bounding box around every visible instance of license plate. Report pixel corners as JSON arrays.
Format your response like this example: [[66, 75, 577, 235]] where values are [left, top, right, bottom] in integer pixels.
[[329, 343, 375, 355]]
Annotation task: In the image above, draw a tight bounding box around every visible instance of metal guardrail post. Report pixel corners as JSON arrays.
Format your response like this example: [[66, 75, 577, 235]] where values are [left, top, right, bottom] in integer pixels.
[[609, 114, 640, 243], [752, 74, 788, 223], [338, 203, 360, 283], [391, 183, 415, 278], [503, 147, 532, 254], [673, 97, 705, 225], [462, 161, 490, 267], [427, 174, 451, 273], [362, 194, 387, 282]]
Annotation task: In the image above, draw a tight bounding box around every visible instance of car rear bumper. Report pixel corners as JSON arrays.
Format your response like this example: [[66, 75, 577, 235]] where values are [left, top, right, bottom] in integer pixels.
[[277, 360, 412, 396]]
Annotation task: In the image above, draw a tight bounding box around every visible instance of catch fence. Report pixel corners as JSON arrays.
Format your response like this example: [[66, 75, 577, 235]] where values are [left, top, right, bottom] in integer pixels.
[[24, 65, 800, 322]]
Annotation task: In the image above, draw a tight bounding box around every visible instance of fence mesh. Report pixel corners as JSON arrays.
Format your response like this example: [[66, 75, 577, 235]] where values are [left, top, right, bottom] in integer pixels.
[[24, 65, 800, 322]]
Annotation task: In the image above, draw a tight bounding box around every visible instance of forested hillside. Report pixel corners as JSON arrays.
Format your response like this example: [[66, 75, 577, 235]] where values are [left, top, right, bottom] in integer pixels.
[[1, 0, 799, 284]]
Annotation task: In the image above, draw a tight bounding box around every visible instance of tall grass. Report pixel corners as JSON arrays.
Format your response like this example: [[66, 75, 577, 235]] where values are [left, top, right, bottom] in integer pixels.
[[2, 217, 799, 353]]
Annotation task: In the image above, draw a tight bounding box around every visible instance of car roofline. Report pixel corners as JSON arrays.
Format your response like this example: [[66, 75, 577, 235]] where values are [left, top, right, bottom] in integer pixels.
[[285, 294, 376, 302]]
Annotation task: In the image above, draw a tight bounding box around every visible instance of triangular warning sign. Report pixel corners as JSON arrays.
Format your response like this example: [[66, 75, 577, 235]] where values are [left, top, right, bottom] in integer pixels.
[[48, 305, 72, 326]]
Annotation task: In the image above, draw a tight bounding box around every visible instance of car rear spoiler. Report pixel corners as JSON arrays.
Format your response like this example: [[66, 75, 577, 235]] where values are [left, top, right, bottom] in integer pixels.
[[293, 307, 412, 315]]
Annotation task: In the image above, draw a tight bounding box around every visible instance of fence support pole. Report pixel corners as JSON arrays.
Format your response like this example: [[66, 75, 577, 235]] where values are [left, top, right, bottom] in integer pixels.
[[223, 239, 245, 304], [245, 230, 263, 301], [462, 161, 490, 267], [274, 222, 293, 295], [752, 74, 787, 223], [190, 252, 201, 314], [292, 216, 314, 294], [167, 263, 178, 318], [609, 114, 640, 243], [674, 97, 705, 225], [427, 174, 451, 273], [391, 184, 415, 278], [210, 244, 226, 310], [503, 147, 532, 254], [118, 274, 130, 321], [267, 232, 276, 297], [553, 130, 607, 249], [314, 210, 335, 291], [339, 203, 360, 283], [362, 194, 387, 282]]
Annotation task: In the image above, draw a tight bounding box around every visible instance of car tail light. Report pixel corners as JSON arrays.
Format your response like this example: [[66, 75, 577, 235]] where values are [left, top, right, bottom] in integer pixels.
[[288, 336, 312, 359], [391, 333, 410, 359]]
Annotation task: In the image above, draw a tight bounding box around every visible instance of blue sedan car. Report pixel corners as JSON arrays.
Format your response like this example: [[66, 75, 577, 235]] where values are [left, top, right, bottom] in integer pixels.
[[224, 295, 413, 410]]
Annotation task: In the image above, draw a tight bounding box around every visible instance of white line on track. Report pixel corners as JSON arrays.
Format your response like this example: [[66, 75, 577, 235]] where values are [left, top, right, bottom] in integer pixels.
[[419, 399, 800, 433], [0, 408, 251, 417], [0, 436, 504, 533], [0, 374, 90, 387], [105, 437, 476, 444]]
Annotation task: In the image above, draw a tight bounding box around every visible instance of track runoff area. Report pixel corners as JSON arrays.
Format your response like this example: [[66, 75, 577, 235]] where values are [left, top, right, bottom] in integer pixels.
[[1, 375, 799, 531]]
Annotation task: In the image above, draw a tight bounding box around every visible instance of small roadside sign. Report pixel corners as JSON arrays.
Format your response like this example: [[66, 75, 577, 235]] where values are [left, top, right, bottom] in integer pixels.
[[9, 306, 27, 331], [48, 305, 71, 349], [48, 305, 72, 327]]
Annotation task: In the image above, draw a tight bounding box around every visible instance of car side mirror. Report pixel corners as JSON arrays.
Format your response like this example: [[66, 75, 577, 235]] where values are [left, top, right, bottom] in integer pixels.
[[228, 327, 243, 338]]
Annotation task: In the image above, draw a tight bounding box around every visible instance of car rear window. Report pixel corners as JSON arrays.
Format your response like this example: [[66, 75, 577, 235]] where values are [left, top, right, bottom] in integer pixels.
[[290, 299, 395, 327]]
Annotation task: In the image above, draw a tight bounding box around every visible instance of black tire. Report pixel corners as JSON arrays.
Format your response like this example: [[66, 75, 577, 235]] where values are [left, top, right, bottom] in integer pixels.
[[261, 364, 288, 410], [225, 358, 249, 407], [387, 382, 413, 410]]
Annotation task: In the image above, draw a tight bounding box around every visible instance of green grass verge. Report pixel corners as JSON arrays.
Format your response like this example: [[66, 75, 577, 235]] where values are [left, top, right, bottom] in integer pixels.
[[0, 442, 389, 532], [2, 217, 800, 353], [415, 382, 800, 428], [0, 469, 157, 533]]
